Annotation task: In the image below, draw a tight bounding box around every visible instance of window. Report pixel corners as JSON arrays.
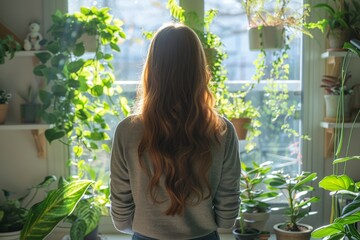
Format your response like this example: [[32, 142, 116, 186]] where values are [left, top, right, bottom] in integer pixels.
[[67, 0, 305, 190]]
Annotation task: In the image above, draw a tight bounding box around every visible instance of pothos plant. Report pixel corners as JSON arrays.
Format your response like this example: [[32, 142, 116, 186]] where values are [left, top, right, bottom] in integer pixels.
[[33, 7, 130, 158], [311, 41, 360, 240], [167, 0, 261, 151]]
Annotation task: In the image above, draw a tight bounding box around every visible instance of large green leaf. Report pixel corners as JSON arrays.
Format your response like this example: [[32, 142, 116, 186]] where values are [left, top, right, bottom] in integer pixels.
[[319, 175, 354, 191], [20, 180, 92, 240], [311, 223, 344, 238]]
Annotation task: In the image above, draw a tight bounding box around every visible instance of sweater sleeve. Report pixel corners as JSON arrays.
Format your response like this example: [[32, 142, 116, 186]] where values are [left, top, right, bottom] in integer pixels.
[[213, 121, 241, 228], [110, 122, 135, 234]]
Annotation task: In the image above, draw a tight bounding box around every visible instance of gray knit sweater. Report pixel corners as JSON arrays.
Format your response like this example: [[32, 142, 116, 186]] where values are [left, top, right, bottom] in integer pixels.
[[110, 116, 240, 239]]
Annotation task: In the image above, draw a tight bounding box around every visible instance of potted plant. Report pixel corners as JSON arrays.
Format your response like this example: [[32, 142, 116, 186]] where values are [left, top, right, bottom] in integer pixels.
[[320, 74, 357, 122], [267, 170, 319, 240], [0, 35, 21, 64], [0, 176, 56, 239], [240, 161, 280, 232], [241, 0, 314, 50], [0, 89, 12, 124], [218, 90, 261, 141], [18, 85, 42, 123], [19, 177, 92, 240], [313, 0, 352, 50]]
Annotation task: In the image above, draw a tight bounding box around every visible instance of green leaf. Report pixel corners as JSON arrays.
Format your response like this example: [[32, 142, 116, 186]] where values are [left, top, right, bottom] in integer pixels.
[[35, 52, 52, 64], [311, 223, 344, 238], [110, 42, 120, 52], [74, 43, 85, 57], [35, 176, 57, 188], [70, 218, 87, 240], [72, 198, 101, 235], [20, 180, 92, 240], [33, 64, 47, 77], [67, 60, 85, 73], [333, 156, 360, 164], [319, 175, 354, 191], [293, 172, 317, 189], [45, 128, 66, 143]]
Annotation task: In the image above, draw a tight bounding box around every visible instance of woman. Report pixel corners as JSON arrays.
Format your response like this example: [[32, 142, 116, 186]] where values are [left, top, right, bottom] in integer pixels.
[[110, 23, 240, 240]]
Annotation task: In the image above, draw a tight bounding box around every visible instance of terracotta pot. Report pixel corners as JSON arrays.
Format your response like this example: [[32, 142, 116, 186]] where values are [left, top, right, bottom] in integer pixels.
[[0, 104, 9, 124], [230, 118, 251, 140], [248, 26, 284, 50], [273, 223, 313, 240], [243, 210, 271, 232]]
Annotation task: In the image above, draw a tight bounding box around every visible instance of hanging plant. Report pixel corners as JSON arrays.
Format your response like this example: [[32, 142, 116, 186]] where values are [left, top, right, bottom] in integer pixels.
[[33, 7, 129, 156]]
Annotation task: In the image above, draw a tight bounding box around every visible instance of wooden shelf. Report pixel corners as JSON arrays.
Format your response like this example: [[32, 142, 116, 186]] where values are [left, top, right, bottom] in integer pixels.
[[320, 121, 360, 159], [321, 51, 348, 59], [0, 123, 50, 158]]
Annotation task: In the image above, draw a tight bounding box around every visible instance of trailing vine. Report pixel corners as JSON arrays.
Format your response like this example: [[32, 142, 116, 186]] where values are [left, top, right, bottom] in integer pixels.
[[34, 7, 129, 158]]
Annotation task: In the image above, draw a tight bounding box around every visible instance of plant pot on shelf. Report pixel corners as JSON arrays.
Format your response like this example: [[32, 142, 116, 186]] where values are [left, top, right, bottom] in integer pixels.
[[0, 104, 9, 124], [248, 26, 284, 50], [0, 230, 21, 240], [243, 210, 271, 232], [230, 117, 251, 140], [273, 223, 313, 240], [327, 28, 351, 51], [324, 94, 351, 122], [20, 103, 42, 123]]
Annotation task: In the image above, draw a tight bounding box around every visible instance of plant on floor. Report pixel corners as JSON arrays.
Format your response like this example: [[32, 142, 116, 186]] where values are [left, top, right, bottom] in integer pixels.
[[311, 41, 360, 240], [0, 176, 56, 234], [267, 170, 319, 238], [33, 7, 129, 156], [20, 177, 92, 240], [0, 35, 21, 64], [238, 161, 280, 233]]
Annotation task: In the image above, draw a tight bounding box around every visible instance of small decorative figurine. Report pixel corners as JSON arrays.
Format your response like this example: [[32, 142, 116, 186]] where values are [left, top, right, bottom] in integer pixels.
[[24, 22, 43, 51]]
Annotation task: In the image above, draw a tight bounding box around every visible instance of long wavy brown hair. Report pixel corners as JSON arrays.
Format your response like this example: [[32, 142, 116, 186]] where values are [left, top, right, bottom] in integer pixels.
[[135, 23, 226, 216]]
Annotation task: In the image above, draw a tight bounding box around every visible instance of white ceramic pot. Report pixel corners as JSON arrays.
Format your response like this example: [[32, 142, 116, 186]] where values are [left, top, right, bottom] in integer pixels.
[[324, 95, 351, 121], [0, 230, 21, 240], [243, 210, 271, 232]]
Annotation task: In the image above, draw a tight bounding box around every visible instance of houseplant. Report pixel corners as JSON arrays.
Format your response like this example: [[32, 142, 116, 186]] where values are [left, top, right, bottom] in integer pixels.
[[320, 73, 356, 122], [0, 89, 12, 124], [311, 40, 360, 240], [267, 170, 319, 240], [240, 161, 279, 232], [313, 0, 352, 50], [0, 175, 56, 239], [18, 85, 42, 123], [241, 0, 314, 50], [0, 35, 21, 64], [20, 177, 92, 240], [33, 7, 129, 155]]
